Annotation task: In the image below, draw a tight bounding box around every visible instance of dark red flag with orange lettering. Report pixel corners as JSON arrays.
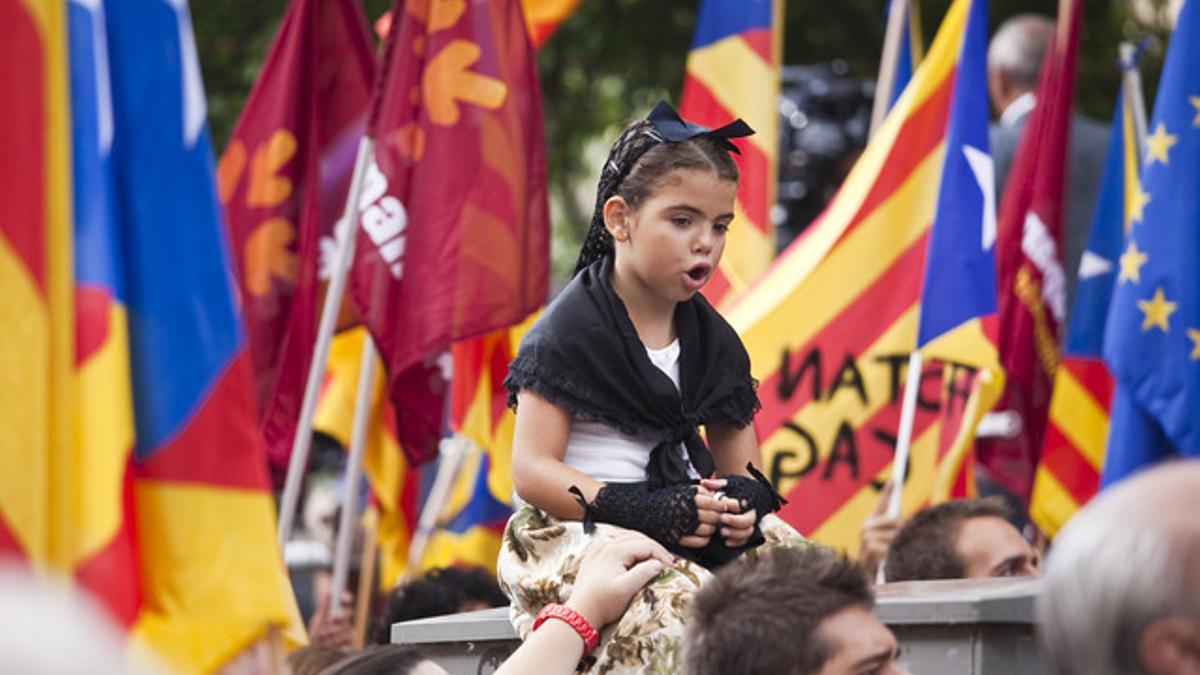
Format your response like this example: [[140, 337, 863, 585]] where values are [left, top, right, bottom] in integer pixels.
[[349, 0, 550, 464], [217, 0, 375, 477]]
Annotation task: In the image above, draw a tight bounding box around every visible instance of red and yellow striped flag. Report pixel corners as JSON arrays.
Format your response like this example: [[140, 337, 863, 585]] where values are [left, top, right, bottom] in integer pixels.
[[724, 0, 1003, 554], [1029, 87, 1138, 537], [0, 0, 76, 571], [681, 0, 782, 309]]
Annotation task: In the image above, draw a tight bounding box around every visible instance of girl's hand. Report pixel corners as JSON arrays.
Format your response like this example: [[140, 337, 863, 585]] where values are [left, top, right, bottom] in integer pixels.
[[702, 477, 757, 548], [679, 485, 725, 548], [718, 503, 757, 548]]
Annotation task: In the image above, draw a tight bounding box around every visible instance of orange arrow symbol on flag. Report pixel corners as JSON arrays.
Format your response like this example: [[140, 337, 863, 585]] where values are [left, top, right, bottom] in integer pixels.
[[423, 40, 507, 126]]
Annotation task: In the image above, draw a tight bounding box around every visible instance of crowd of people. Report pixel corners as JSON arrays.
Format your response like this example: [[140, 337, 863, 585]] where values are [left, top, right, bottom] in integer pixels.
[[288, 459, 1198, 675]]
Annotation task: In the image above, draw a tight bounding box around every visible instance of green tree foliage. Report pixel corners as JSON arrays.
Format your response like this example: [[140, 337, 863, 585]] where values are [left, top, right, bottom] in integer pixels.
[[195, 0, 1173, 280]]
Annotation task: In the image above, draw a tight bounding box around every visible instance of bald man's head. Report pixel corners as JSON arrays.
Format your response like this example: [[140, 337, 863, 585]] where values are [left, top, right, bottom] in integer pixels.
[[1039, 462, 1200, 675]]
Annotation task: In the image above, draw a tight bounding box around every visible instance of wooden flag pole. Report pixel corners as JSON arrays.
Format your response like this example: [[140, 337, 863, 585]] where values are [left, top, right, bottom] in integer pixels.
[[329, 339, 379, 616], [353, 506, 381, 648], [277, 137, 375, 547], [870, 0, 910, 139]]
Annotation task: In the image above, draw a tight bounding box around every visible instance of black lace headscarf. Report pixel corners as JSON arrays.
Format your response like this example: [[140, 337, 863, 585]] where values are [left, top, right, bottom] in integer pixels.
[[573, 100, 755, 274]]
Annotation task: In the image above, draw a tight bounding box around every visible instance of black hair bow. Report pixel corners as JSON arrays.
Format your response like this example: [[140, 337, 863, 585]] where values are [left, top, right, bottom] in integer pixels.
[[645, 100, 755, 154]]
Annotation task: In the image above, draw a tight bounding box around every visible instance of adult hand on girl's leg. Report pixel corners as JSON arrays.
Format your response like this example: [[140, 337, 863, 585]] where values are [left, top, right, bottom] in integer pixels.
[[568, 531, 675, 627]]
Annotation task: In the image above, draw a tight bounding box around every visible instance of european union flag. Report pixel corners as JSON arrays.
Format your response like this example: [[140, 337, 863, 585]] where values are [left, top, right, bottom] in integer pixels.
[[916, 0, 995, 346], [1102, 0, 1200, 482]]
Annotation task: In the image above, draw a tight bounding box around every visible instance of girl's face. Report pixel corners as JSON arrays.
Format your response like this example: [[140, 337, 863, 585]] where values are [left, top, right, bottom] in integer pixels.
[[607, 168, 737, 305]]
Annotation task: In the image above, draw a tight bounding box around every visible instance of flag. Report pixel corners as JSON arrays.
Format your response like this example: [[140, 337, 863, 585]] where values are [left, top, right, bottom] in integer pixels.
[[523, 0, 581, 49], [0, 0, 75, 569], [1, 2, 303, 670], [1102, 0, 1200, 482], [888, 0, 925, 110], [348, 0, 550, 466], [724, 0, 1003, 553], [428, 314, 539, 572], [1029, 89, 1134, 536], [313, 328, 423, 589], [418, 443, 513, 572], [680, 0, 782, 308], [374, 0, 580, 50], [216, 0, 376, 478], [106, 1, 306, 667], [978, 1, 1082, 501]]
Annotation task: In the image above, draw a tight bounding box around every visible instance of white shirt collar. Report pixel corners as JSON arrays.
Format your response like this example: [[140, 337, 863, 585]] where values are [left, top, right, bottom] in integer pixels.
[[999, 92, 1036, 128]]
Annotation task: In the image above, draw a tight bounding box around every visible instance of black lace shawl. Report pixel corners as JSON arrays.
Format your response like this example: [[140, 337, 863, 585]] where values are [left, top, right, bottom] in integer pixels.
[[504, 255, 760, 486]]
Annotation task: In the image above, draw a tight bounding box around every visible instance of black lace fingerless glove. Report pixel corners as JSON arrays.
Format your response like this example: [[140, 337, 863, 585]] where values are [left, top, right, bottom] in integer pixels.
[[569, 482, 699, 548], [721, 464, 787, 520]]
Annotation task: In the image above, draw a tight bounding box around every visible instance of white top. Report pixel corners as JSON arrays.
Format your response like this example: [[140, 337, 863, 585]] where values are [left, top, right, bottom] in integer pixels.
[[560, 339, 700, 483], [999, 91, 1036, 128]]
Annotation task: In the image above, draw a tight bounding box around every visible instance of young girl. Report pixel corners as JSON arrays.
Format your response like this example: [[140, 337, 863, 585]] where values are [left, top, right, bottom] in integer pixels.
[[497, 102, 804, 674]]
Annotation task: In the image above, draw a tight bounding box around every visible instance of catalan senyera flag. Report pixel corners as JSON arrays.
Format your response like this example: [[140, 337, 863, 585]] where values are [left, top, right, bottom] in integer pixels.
[[681, 0, 782, 309], [978, 1, 1082, 502], [0, 0, 75, 569], [724, 0, 1003, 554], [1029, 88, 1134, 537], [1102, 0, 1200, 483], [349, 0, 550, 466], [313, 328, 422, 589], [216, 0, 376, 480], [1, 2, 303, 671]]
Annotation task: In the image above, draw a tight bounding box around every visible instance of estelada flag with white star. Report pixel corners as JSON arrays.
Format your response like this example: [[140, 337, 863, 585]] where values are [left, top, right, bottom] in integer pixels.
[[977, 0, 1082, 502], [723, 0, 1003, 552], [1102, 0, 1200, 483]]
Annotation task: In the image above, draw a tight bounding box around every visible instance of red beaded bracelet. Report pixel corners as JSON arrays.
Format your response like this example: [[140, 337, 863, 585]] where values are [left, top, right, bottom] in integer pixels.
[[533, 603, 600, 655]]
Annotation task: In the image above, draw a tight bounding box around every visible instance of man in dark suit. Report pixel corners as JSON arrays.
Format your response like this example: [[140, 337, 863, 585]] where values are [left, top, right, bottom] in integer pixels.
[[987, 13, 1109, 319]]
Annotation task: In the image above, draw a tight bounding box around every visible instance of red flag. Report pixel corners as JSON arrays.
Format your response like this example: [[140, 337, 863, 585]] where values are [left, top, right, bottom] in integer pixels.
[[216, 0, 376, 477], [978, 2, 1082, 501], [350, 0, 550, 464]]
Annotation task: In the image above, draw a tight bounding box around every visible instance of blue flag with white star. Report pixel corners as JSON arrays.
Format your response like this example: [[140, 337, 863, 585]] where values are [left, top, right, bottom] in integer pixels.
[[916, 0, 995, 346], [1102, 0, 1200, 482]]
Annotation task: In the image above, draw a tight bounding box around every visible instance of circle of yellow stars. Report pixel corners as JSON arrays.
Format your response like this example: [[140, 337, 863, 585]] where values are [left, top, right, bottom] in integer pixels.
[[1124, 95, 1200, 361]]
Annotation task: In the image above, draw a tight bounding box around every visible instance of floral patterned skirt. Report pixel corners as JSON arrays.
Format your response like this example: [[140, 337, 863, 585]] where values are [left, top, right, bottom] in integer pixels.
[[496, 506, 807, 675]]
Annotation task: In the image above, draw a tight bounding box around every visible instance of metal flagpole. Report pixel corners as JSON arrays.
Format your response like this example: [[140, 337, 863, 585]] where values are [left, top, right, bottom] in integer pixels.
[[277, 136, 375, 547], [329, 340, 379, 615], [1119, 41, 1148, 155], [406, 436, 471, 572]]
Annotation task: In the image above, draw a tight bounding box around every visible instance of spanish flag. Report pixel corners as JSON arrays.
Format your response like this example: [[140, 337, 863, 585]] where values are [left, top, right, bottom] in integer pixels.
[[725, 0, 1003, 553]]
